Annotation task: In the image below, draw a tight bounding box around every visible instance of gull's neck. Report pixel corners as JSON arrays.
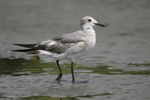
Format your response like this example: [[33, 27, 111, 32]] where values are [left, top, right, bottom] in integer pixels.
[[81, 24, 95, 33]]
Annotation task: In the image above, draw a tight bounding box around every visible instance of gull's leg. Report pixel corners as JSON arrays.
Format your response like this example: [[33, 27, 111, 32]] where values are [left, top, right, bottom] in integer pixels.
[[71, 62, 75, 83], [55, 60, 63, 82]]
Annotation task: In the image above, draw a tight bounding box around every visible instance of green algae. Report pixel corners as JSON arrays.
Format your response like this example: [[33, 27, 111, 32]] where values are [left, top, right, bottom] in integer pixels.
[[129, 63, 150, 67], [18, 96, 78, 100], [0, 58, 150, 76], [77, 92, 115, 98]]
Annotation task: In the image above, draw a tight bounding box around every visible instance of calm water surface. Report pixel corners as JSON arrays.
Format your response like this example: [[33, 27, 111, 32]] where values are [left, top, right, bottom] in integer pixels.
[[0, 0, 150, 100]]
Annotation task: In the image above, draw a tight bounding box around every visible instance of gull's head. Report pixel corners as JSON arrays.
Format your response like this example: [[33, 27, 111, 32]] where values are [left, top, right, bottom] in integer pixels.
[[81, 16, 105, 28]]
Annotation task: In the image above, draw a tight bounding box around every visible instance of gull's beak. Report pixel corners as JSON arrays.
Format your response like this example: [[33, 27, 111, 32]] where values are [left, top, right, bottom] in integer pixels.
[[95, 23, 105, 27]]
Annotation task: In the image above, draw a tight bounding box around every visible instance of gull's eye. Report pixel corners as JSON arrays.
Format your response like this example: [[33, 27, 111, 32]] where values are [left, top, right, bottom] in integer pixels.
[[88, 19, 91, 22]]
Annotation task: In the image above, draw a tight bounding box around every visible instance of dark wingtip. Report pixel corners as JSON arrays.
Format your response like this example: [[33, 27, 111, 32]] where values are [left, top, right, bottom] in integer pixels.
[[13, 44, 23, 46], [11, 49, 37, 52], [12, 43, 37, 48], [11, 50, 22, 52], [13, 44, 18, 45], [11, 49, 25, 52]]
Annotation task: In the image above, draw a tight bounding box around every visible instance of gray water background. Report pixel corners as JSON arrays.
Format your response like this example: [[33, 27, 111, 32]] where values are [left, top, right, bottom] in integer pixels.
[[0, 0, 150, 100]]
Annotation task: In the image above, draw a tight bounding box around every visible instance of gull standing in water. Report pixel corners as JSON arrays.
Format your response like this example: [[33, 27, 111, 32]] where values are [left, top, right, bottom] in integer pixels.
[[12, 16, 105, 83]]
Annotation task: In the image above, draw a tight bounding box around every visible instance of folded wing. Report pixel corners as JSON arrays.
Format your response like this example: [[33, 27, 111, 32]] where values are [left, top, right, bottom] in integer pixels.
[[12, 31, 86, 55]]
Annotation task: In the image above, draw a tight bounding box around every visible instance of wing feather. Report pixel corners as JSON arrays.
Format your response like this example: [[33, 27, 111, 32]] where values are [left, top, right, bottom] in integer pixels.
[[53, 31, 86, 43], [12, 31, 87, 54]]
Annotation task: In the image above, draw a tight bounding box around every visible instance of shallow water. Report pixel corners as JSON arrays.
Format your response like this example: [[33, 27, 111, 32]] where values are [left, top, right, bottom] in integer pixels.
[[0, 0, 150, 100], [0, 58, 150, 100]]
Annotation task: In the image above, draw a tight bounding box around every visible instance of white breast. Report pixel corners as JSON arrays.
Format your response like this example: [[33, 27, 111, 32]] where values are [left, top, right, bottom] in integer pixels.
[[85, 29, 96, 51]]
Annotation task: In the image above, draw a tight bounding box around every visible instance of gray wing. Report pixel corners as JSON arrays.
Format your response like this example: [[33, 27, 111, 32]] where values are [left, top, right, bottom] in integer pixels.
[[13, 31, 87, 54], [12, 40, 66, 54], [33, 40, 66, 54], [53, 31, 86, 43], [38, 31, 87, 53]]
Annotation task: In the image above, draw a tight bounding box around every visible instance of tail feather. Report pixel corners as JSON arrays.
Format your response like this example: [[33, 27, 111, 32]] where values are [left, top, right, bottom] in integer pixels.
[[13, 43, 37, 48]]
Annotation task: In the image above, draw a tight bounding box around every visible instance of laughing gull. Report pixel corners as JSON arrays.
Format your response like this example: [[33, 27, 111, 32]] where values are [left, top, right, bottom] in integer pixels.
[[12, 16, 105, 83]]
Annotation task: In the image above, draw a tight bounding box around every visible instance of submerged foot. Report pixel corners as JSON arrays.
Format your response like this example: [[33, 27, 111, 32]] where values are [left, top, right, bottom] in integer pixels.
[[72, 79, 75, 84], [55, 73, 63, 82]]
